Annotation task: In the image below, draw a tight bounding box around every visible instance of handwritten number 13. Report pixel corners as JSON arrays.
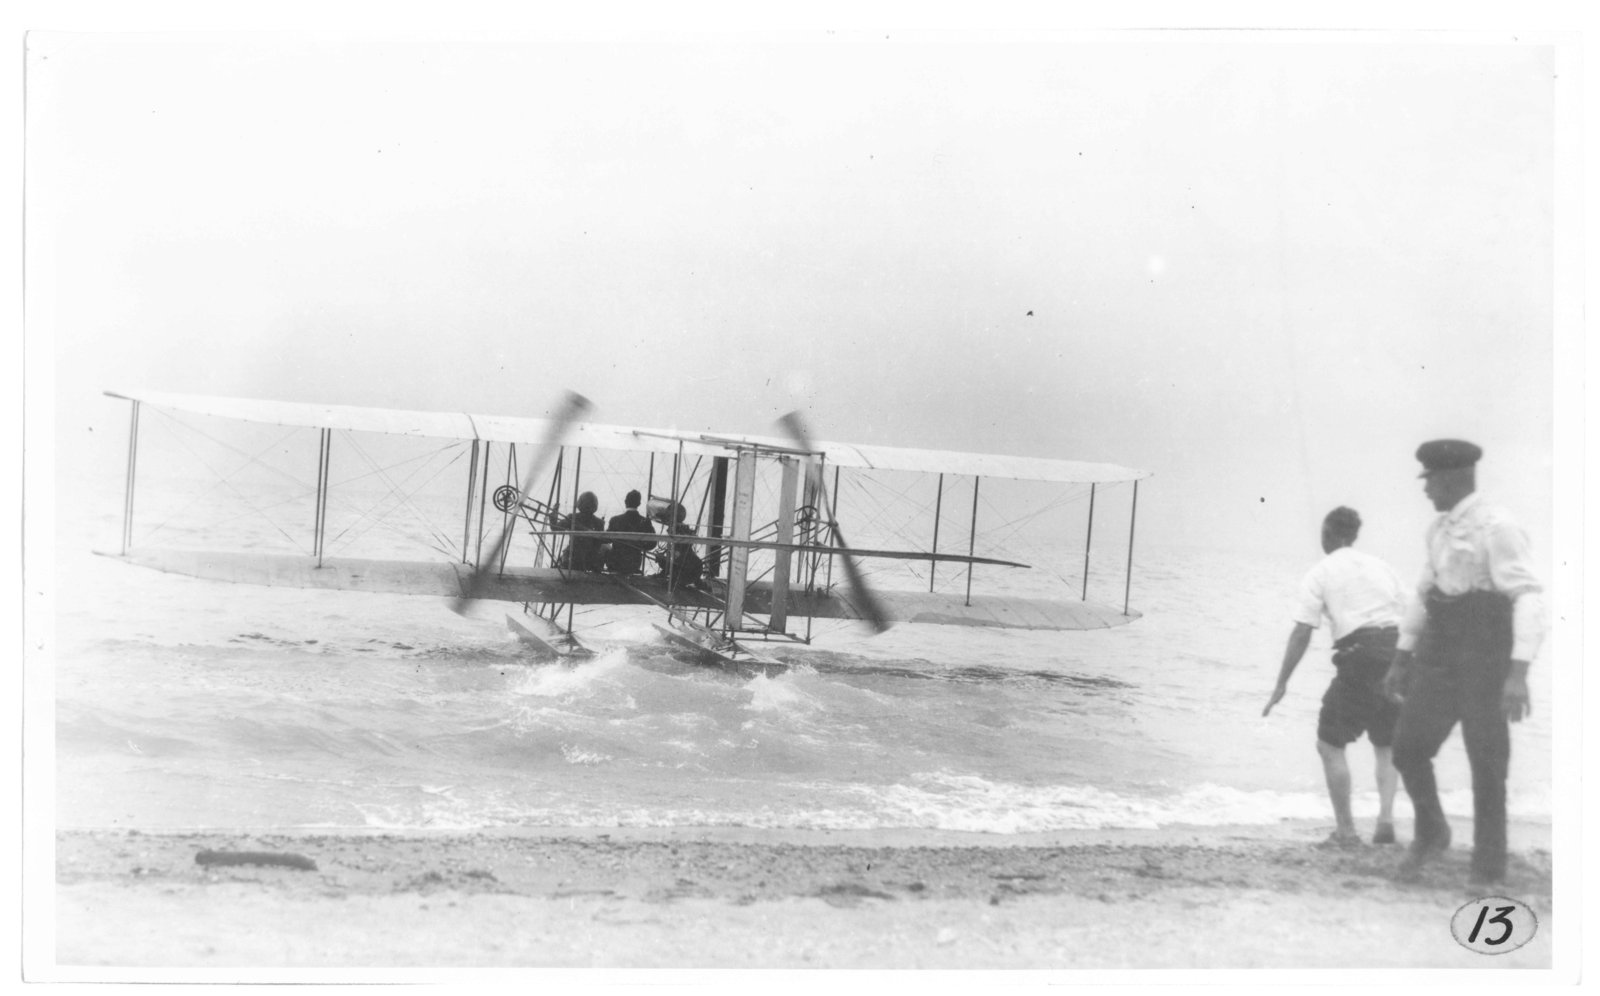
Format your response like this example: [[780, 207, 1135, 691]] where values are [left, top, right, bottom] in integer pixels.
[[1468, 905, 1517, 946]]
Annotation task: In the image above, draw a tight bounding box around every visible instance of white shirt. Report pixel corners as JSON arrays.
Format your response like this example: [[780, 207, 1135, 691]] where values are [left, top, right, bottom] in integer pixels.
[[1291, 546, 1406, 642], [1396, 492, 1546, 661]]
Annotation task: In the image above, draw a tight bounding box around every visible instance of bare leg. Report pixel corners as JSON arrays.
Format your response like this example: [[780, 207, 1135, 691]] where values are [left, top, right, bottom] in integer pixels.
[[1373, 744, 1398, 844], [1317, 739, 1358, 841]]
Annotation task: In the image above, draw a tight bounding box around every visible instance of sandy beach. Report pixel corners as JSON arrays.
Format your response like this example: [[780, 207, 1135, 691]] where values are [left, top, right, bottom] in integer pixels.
[[51, 818, 1553, 973]]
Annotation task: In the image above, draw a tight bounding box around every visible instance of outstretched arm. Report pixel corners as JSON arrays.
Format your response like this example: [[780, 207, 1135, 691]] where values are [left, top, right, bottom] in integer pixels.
[[1264, 623, 1315, 716]]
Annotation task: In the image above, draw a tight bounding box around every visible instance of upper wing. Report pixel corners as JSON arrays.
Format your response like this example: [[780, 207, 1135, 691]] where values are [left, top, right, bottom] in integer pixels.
[[104, 388, 1149, 484]]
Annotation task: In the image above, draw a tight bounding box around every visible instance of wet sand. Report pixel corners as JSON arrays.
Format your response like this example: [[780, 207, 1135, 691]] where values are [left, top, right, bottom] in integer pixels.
[[51, 819, 1553, 973]]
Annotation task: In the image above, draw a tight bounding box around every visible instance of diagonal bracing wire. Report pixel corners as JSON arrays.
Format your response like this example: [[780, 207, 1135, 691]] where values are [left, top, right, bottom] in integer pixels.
[[828, 473, 943, 588], [138, 412, 317, 551], [976, 487, 1087, 552], [830, 472, 1106, 595], [975, 482, 1116, 592], [323, 434, 467, 559], [139, 411, 481, 560], [326, 439, 461, 555]]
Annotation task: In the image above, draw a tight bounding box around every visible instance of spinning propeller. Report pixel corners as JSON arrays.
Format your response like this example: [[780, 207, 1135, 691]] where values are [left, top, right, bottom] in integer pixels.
[[776, 411, 892, 634], [449, 390, 592, 614]]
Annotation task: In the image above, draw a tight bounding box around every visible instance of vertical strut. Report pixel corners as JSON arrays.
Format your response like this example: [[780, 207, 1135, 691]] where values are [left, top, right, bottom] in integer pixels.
[[725, 450, 756, 628], [801, 470, 817, 643], [544, 446, 562, 569], [313, 428, 332, 566], [825, 464, 839, 591], [541, 450, 563, 568], [548, 447, 564, 513], [321, 435, 333, 561], [1082, 482, 1096, 601], [769, 457, 800, 632], [1123, 480, 1139, 616], [800, 473, 819, 554], [965, 476, 980, 606], [462, 439, 481, 564], [474, 442, 492, 569], [666, 442, 683, 597], [121, 400, 141, 555], [497, 443, 518, 574], [929, 473, 944, 592], [706, 456, 730, 579], [689, 457, 709, 529]]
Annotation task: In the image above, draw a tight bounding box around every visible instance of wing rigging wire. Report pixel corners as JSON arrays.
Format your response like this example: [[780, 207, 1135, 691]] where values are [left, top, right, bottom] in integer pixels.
[[957, 479, 1134, 598], [139, 410, 314, 551], [841, 471, 940, 543], [834, 471, 1112, 596], [323, 434, 465, 560], [137, 408, 469, 561], [307, 441, 467, 557], [676, 455, 705, 525], [978, 483, 1104, 593], [972, 484, 1090, 554], [831, 472, 942, 588]]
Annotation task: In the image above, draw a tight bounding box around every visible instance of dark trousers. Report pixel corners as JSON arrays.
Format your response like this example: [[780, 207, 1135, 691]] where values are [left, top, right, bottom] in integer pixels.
[[1391, 590, 1513, 879]]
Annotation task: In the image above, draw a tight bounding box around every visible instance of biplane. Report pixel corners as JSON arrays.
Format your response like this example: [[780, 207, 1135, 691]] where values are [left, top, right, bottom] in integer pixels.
[[100, 388, 1151, 675]]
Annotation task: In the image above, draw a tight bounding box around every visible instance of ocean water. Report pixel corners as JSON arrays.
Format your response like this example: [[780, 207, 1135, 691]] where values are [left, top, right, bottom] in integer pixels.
[[49, 453, 1553, 835]]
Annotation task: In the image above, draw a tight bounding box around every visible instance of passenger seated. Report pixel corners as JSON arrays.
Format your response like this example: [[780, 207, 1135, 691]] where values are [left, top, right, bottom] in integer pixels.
[[651, 501, 703, 586], [553, 491, 606, 572], [604, 489, 654, 575]]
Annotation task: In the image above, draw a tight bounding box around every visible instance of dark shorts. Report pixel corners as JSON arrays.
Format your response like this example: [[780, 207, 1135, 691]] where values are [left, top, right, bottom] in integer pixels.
[[1317, 627, 1400, 749]]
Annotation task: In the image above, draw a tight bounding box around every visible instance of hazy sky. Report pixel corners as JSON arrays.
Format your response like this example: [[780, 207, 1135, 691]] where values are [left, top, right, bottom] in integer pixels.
[[28, 31, 1571, 567]]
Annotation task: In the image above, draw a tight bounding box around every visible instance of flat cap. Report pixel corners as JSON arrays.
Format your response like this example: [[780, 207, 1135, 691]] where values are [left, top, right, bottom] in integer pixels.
[[1415, 438, 1482, 476]]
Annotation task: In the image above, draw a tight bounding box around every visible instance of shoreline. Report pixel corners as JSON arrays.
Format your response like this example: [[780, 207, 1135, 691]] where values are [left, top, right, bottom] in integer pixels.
[[53, 815, 1551, 849], [50, 818, 1554, 973]]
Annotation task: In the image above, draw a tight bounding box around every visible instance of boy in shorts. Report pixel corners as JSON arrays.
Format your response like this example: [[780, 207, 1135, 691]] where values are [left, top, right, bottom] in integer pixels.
[[1264, 507, 1406, 846]]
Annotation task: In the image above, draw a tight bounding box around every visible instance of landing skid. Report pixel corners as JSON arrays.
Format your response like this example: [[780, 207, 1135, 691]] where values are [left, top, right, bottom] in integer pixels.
[[505, 614, 596, 660], [651, 623, 788, 678], [617, 577, 788, 677]]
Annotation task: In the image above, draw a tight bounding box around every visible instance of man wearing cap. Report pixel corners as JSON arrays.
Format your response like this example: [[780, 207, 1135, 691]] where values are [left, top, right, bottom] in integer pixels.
[[1264, 506, 1405, 847], [1383, 439, 1545, 888]]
